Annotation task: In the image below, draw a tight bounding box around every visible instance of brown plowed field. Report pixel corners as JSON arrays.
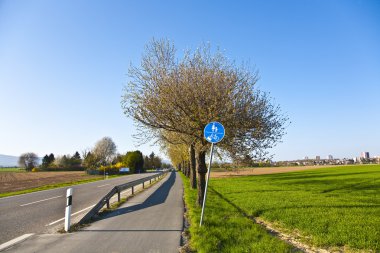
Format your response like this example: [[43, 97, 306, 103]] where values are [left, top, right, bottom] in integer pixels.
[[211, 165, 341, 178], [0, 171, 100, 194]]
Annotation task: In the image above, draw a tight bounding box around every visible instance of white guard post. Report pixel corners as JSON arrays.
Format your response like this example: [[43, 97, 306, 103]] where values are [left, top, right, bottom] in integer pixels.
[[65, 188, 73, 232]]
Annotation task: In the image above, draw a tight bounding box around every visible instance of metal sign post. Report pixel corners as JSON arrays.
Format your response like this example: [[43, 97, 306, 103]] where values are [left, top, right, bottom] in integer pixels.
[[200, 143, 214, 226], [200, 122, 225, 227]]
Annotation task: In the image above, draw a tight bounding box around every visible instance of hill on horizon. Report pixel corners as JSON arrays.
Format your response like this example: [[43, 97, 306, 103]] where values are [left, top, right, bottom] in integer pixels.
[[0, 154, 19, 167]]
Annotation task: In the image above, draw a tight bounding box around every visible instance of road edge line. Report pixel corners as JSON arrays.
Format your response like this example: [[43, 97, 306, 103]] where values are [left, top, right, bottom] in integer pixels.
[[0, 233, 34, 252], [46, 204, 96, 226]]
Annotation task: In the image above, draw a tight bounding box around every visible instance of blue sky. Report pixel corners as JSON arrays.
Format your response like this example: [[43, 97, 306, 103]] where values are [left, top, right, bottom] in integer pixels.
[[1, 0, 379, 161]]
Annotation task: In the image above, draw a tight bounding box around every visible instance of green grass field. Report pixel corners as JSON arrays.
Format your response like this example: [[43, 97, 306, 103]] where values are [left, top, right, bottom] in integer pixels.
[[181, 165, 380, 252], [180, 173, 299, 253], [0, 167, 25, 172]]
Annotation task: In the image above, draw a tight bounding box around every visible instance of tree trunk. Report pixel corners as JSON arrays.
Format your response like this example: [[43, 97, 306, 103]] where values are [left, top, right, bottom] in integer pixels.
[[182, 160, 186, 176], [196, 150, 207, 206], [189, 144, 197, 189], [184, 160, 189, 177]]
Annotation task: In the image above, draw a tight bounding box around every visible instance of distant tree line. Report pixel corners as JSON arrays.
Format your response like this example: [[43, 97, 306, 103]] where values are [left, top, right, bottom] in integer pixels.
[[18, 136, 170, 174]]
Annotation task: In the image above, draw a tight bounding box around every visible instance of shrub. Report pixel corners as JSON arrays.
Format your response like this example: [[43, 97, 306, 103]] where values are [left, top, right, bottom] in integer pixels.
[[98, 165, 120, 175]]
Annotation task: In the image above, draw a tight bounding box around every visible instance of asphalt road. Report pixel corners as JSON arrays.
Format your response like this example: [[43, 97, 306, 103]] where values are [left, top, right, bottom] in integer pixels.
[[0, 172, 159, 245], [3, 171, 183, 253]]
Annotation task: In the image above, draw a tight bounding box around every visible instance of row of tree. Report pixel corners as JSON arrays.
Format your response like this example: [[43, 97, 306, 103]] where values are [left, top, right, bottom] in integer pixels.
[[41, 152, 82, 169], [122, 39, 287, 206], [18, 137, 168, 173]]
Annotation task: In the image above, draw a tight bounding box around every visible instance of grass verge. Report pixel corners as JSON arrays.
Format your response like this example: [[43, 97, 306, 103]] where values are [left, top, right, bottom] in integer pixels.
[[179, 172, 299, 253]]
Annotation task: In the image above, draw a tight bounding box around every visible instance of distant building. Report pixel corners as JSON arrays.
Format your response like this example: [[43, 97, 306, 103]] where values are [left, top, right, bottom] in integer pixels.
[[361, 152, 370, 159], [304, 156, 309, 160], [316, 156, 320, 161], [327, 155, 333, 160]]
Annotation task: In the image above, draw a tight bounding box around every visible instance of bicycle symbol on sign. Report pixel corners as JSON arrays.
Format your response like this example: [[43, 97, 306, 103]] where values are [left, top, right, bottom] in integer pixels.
[[206, 133, 219, 142]]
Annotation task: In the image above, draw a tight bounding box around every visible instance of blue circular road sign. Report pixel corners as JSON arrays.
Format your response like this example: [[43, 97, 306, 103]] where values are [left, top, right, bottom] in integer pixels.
[[204, 122, 225, 143]]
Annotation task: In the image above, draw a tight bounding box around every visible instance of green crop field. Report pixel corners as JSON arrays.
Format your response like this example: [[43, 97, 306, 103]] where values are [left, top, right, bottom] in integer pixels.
[[181, 165, 380, 252]]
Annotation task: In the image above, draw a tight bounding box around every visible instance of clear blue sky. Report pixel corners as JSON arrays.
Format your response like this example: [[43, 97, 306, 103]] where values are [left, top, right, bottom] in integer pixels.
[[1, 0, 379, 161]]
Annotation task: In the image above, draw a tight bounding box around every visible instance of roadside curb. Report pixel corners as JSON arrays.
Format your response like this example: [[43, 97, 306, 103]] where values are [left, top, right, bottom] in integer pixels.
[[0, 234, 34, 252]]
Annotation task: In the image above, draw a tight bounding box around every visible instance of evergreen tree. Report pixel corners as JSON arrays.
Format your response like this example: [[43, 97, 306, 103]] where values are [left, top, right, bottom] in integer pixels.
[[72, 151, 81, 160], [42, 155, 50, 168], [48, 153, 55, 165], [71, 151, 82, 167], [123, 151, 145, 173]]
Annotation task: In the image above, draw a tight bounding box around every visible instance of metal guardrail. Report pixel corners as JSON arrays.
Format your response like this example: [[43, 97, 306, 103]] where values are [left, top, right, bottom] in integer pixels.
[[80, 171, 168, 224]]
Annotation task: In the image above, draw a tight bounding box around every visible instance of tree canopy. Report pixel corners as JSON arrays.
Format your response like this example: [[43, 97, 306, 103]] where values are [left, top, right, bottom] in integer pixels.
[[122, 39, 288, 205], [123, 151, 144, 173], [93, 137, 117, 166], [19, 153, 39, 171]]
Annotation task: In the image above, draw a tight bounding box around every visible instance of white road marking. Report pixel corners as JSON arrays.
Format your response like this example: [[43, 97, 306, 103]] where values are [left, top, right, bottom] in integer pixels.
[[20, 195, 63, 207], [0, 233, 34, 251], [97, 184, 110, 188], [46, 204, 96, 226]]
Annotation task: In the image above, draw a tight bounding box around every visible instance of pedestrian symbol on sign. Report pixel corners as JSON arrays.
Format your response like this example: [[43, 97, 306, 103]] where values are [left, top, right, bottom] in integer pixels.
[[204, 122, 225, 143]]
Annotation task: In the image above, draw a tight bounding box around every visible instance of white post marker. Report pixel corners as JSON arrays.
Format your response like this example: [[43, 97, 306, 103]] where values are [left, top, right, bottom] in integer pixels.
[[200, 122, 225, 227], [64, 188, 73, 232]]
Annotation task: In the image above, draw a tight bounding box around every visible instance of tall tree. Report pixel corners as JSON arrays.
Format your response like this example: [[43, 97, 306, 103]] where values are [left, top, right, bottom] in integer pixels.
[[143, 155, 151, 170], [153, 156, 162, 169], [149, 152, 155, 169], [82, 151, 99, 169], [122, 39, 287, 205], [123, 151, 144, 173], [93, 137, 117, 166], [71, 151, 82, 167], [42, 153, 55, 168], [48, 153, 55, 165], [19, 153, 39, 171], [72, 151, 81, 160], [42, 155, 50, 168]]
